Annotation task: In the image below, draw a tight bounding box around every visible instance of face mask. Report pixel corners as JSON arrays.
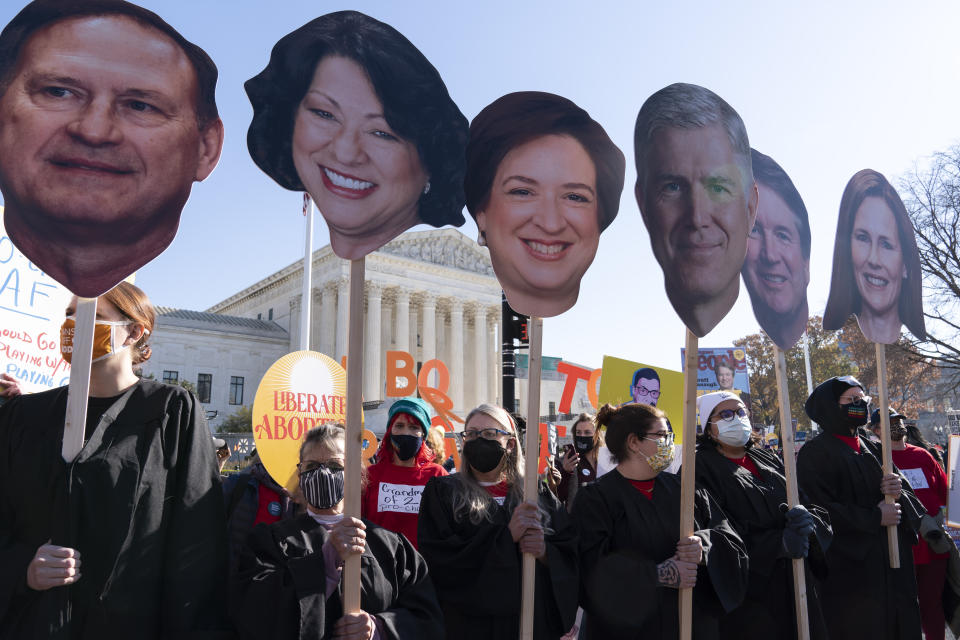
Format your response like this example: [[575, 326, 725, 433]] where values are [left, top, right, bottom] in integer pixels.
[[574, 436, 594, 453], [641, 433, 675, 474], [841, 398, 869, 429], [60, 317, 135, 364], [463, 438, 506, 473], [714, 415, 752, 447], [391, 434, 423, 461], [890, 423, 907, 441], [300, 464, 345, 510]]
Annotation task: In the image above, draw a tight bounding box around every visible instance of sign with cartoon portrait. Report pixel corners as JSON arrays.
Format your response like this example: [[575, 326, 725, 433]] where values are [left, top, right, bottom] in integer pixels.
[[0, 1, 224, 297], [464, 92, 625, 318], [633, 83, 758, 337], [597, 355, 683, 443], [823, 169, 925, 344], [743, 149, 811, 351], [245, 11, 468, 261]]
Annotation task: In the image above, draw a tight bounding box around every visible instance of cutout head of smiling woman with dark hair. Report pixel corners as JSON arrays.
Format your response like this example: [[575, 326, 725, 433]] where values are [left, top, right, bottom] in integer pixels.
[[464, 91, 625, 318]]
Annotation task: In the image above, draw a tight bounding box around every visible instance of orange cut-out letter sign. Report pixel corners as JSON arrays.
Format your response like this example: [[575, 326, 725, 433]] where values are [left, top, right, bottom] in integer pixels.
[[556, 362, 592, 414], [418, 358, 450, 393], [386, 350, 417, 397], [538, 422, 567, 474]]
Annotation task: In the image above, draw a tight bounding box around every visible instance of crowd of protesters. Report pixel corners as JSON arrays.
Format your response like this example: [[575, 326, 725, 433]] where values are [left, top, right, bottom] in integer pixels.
[[1, 283, 955, 640]]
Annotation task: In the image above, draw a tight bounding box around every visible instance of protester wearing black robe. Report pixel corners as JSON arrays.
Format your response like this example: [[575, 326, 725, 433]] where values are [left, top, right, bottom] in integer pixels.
[[231, 513, 444, 640], [417, 475, 579, 640], [0, 379, 229, 639], [573, 469, 748, 639], [798, 376, 924, 640], [695, 442, 832, 639]]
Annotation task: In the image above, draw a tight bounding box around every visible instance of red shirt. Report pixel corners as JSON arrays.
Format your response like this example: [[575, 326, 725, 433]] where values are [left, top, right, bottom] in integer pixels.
[[730, 454, 761, 479], [833, 434, 862, 453], [361, 461, 446, 549], [891, 444, 948, 564], [482, 481, 510, 505], [628, 478, 656, 499]]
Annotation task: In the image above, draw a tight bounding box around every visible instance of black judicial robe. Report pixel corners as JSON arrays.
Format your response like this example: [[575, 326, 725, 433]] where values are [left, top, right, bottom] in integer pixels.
[[572, 470, 748, 640], [231, 514, 443, 640], [694, 444, 832, 640], [0, 380, 229, 639], [797, 432, 924, 640], [417, 476, 578, 640]]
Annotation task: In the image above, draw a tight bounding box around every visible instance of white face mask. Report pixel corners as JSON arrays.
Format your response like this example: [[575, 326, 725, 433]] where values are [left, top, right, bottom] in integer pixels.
[[713, 414, 752, 448]]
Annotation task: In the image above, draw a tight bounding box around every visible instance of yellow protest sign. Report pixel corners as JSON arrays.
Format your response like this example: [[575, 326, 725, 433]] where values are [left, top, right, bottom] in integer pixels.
[[252, 350, 358, 492]]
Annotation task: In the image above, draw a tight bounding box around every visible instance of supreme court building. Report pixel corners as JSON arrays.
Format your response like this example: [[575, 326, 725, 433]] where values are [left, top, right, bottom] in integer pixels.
[[141, 229, 504, 430]]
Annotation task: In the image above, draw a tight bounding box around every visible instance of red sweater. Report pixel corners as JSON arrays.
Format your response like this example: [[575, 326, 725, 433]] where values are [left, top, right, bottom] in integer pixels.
[[361, 461, 447, 548], [891, 444, 948, 564]]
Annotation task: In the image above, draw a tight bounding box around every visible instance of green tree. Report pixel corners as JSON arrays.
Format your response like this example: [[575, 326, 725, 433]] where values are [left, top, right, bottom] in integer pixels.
[[217, 404, 253, 433], [734, 316, 853, 430], [838, 316, 939, 418]]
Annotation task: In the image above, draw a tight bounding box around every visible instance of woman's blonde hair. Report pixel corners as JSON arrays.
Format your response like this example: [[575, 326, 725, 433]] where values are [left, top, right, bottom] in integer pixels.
[[425, 426, 447, 464], [453, 403, 525, 524]]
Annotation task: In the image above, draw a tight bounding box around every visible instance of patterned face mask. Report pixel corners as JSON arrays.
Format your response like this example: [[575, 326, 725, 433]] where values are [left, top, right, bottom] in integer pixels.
[[299, 463, 345, 510], [641, 432, 675, 474]]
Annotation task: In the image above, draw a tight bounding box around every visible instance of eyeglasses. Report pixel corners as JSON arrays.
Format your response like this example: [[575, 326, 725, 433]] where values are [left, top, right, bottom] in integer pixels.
[[711, 407, 748, 422], [838, 395, 871, 406], [297, 460, 344, 474], [643, 431, 672, 443], [634, 385, 661, 399], [462, 427, 511, 441]]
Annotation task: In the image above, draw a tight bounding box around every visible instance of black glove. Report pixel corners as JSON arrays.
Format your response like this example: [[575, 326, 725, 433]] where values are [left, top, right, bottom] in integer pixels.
[[920, 513, 952, 555], [781, 504, 815, 559]]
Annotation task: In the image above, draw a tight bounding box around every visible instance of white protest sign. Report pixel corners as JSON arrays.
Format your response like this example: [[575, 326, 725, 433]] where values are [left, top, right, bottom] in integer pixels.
[[376, 482, 425, 514], [0, 208, 72, 393]]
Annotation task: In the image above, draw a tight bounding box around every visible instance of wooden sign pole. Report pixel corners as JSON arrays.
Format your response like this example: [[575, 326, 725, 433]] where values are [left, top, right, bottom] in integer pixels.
[[678, 330, 698, 640], [342, 258, 366, 612], [875, 342, 900, 569], [62, 297, 97, 462], [299, 195, 314, 352], [520, 316, 543, 640], [773, 346, 810, 640]]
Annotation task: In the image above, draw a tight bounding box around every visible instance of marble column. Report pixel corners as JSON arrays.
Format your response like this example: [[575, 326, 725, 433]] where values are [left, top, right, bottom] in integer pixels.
[[421, 293, 437, 385], [473, 305, 487, 406], [395, 288, 410, 353], [488, 310, 500, 406], [335, 279, 349, 362], [288, 295, 302, 352], [364, 283, 382, 402], [319, 283, 336, 357], [449, 299, 464, 407], [310, 287, 322, 355]]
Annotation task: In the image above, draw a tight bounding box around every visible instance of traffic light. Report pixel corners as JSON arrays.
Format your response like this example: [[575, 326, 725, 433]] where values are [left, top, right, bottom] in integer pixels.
[[502, 294, 529, 348]]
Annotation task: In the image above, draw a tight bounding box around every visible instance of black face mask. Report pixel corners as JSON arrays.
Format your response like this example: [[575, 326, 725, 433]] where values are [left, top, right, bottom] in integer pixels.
[[300, 465, 345, 510], [463, 438, 506, 473], [391, 434, 422, 461], [841, 399, 869, 430], [574, 436, 593, 453]]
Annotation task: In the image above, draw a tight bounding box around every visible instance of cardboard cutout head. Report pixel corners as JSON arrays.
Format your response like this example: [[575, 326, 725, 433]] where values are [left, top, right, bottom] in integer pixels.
[[633, 83, 758, 337], [0, 0, 224, 298], [823, 169, 925, 344], [742, 149, 811, 350], [465, 92, 625, 318], [245, 11, 468, 261]]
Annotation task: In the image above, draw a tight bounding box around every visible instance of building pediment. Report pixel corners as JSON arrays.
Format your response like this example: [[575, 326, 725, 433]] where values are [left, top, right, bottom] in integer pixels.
[[377, 229, 493, 277]]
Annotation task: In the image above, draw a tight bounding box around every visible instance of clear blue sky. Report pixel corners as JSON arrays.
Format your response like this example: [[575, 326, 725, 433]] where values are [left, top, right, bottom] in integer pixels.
[[3, 1, 959, 372]]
